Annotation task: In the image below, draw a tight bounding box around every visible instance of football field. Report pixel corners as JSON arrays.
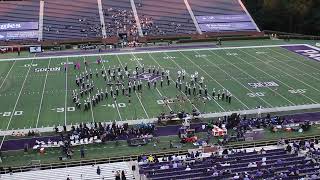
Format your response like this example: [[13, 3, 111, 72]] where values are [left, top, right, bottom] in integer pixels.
[[0, 44, 320, 132]]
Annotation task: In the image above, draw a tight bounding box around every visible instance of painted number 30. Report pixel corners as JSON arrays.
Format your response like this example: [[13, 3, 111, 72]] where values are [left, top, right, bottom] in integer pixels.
[[288, 89, 306, 94], [0, 111, 23, 116], [56, 107, 75, 112], [247, 92, 265, 97]]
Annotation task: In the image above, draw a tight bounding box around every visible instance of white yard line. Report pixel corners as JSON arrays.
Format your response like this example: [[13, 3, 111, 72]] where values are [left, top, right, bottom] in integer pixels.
[[64, 57, 68, 126], [0, 61, 16, 89], [100, 55, 122, 121], [178, 51, 250, 109], [235, 50, 317, 104], [266, 47, 320, 81], [36, 58, 51, 128], [0, 44, 310, 62], [237, 49, 319, 104], [148, 53, 200, 112], [0, 60, 33, 149], [115, 54, 149, 119], [208, 50, 293, 106], [83, 57, 95, 123]]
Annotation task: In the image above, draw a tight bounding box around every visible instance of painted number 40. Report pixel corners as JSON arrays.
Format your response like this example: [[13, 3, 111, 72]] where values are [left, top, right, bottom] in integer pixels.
[[108, 103, 126, 108]]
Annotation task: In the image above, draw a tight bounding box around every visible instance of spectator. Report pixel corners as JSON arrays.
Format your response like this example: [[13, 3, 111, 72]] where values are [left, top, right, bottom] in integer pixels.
[[121, 170, 126, 180], [185, 165, 191, 171], [97, 166, 101, 175], [115, 170, 121, 180], [80, 146, 85, 158], [173, 162, 178, 168]]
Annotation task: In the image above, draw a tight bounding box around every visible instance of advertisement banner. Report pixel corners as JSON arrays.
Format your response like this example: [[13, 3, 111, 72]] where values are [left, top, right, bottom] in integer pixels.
[[0, 22, 38, 31], [199, 22, 256, 32], [0, 30, 39, 40], [196, 14, 251, 23]]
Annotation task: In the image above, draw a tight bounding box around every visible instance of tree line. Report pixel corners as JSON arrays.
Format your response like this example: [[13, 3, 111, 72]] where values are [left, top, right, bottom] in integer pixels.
[[242, 0, 320, 35]]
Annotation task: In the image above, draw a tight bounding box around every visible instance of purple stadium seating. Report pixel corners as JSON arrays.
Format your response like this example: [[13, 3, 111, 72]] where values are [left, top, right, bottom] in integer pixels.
[[43, 0, 101, 40], [0, 1, 39, 23], [139, 149, 320, 179], [135, 0, 197, 36]]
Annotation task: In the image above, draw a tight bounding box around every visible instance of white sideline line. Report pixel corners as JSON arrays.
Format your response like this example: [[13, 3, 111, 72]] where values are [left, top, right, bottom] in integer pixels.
[[178, 51, 250, 109], [209, 49, 294, 106], [116, 54, 149, 119], [2, 103, 320, 136], [237, 48, 319, 104], [0, 60, 33, 149], [148, 52, 200, 112], [36, 58, 51, 128], [0, 44, 310, 62], [267, 47, 320, 80], [0, 61, 16, 89], [64, 57, 68, 126], [101, 55, 122, 121], [83, 57, 95, 123]]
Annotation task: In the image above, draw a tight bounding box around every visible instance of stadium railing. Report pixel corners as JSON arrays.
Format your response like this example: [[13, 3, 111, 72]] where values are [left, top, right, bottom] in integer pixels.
[[1, 134, 320, 175]]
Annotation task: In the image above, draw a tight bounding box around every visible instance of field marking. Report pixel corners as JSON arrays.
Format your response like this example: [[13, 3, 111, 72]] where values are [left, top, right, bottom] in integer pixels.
[[208, 49, 294, 106], [83, 57, 95, 123], [115, 54, 149, 119], [0, 61, 16, 90], [131, 53, 174, 112], [237, 49, 319, 104], [64, 57, 68, 126], [100, 55, 122, 121], [36, 58, 51, 128], [154, 88, 173, 111], [161, 52, 226, 112], [148, 53, 200, 112], [178, 51, 250, 109], [272, 47, 320, 72], [266, 47, 320, 81], [0, 60, 33, 149], [0, 44, 311, 62]]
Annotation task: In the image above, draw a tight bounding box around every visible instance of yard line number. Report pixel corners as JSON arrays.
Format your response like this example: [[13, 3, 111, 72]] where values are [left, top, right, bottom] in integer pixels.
[[288, 89, 306, 94], [0, 111, 23, 117], [107, 103, 126, 108], [247, 92, 265, 97], [54, 107, 75, 113]]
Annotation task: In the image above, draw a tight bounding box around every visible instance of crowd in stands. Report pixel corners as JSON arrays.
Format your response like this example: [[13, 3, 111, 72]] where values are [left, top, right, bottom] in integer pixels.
[[43, 16, 102, 38], [103, 6, 183, 39], [138, 138, 320, 179], [104, 8, 138, 39]]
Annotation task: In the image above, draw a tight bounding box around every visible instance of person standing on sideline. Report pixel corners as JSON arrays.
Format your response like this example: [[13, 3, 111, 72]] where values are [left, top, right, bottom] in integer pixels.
[[80, 146, 85, 158], [97, 166, 101, 175]]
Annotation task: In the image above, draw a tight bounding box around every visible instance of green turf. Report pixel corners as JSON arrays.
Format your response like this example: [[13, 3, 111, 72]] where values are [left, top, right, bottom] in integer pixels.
[[0, 45, 320, 131]]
